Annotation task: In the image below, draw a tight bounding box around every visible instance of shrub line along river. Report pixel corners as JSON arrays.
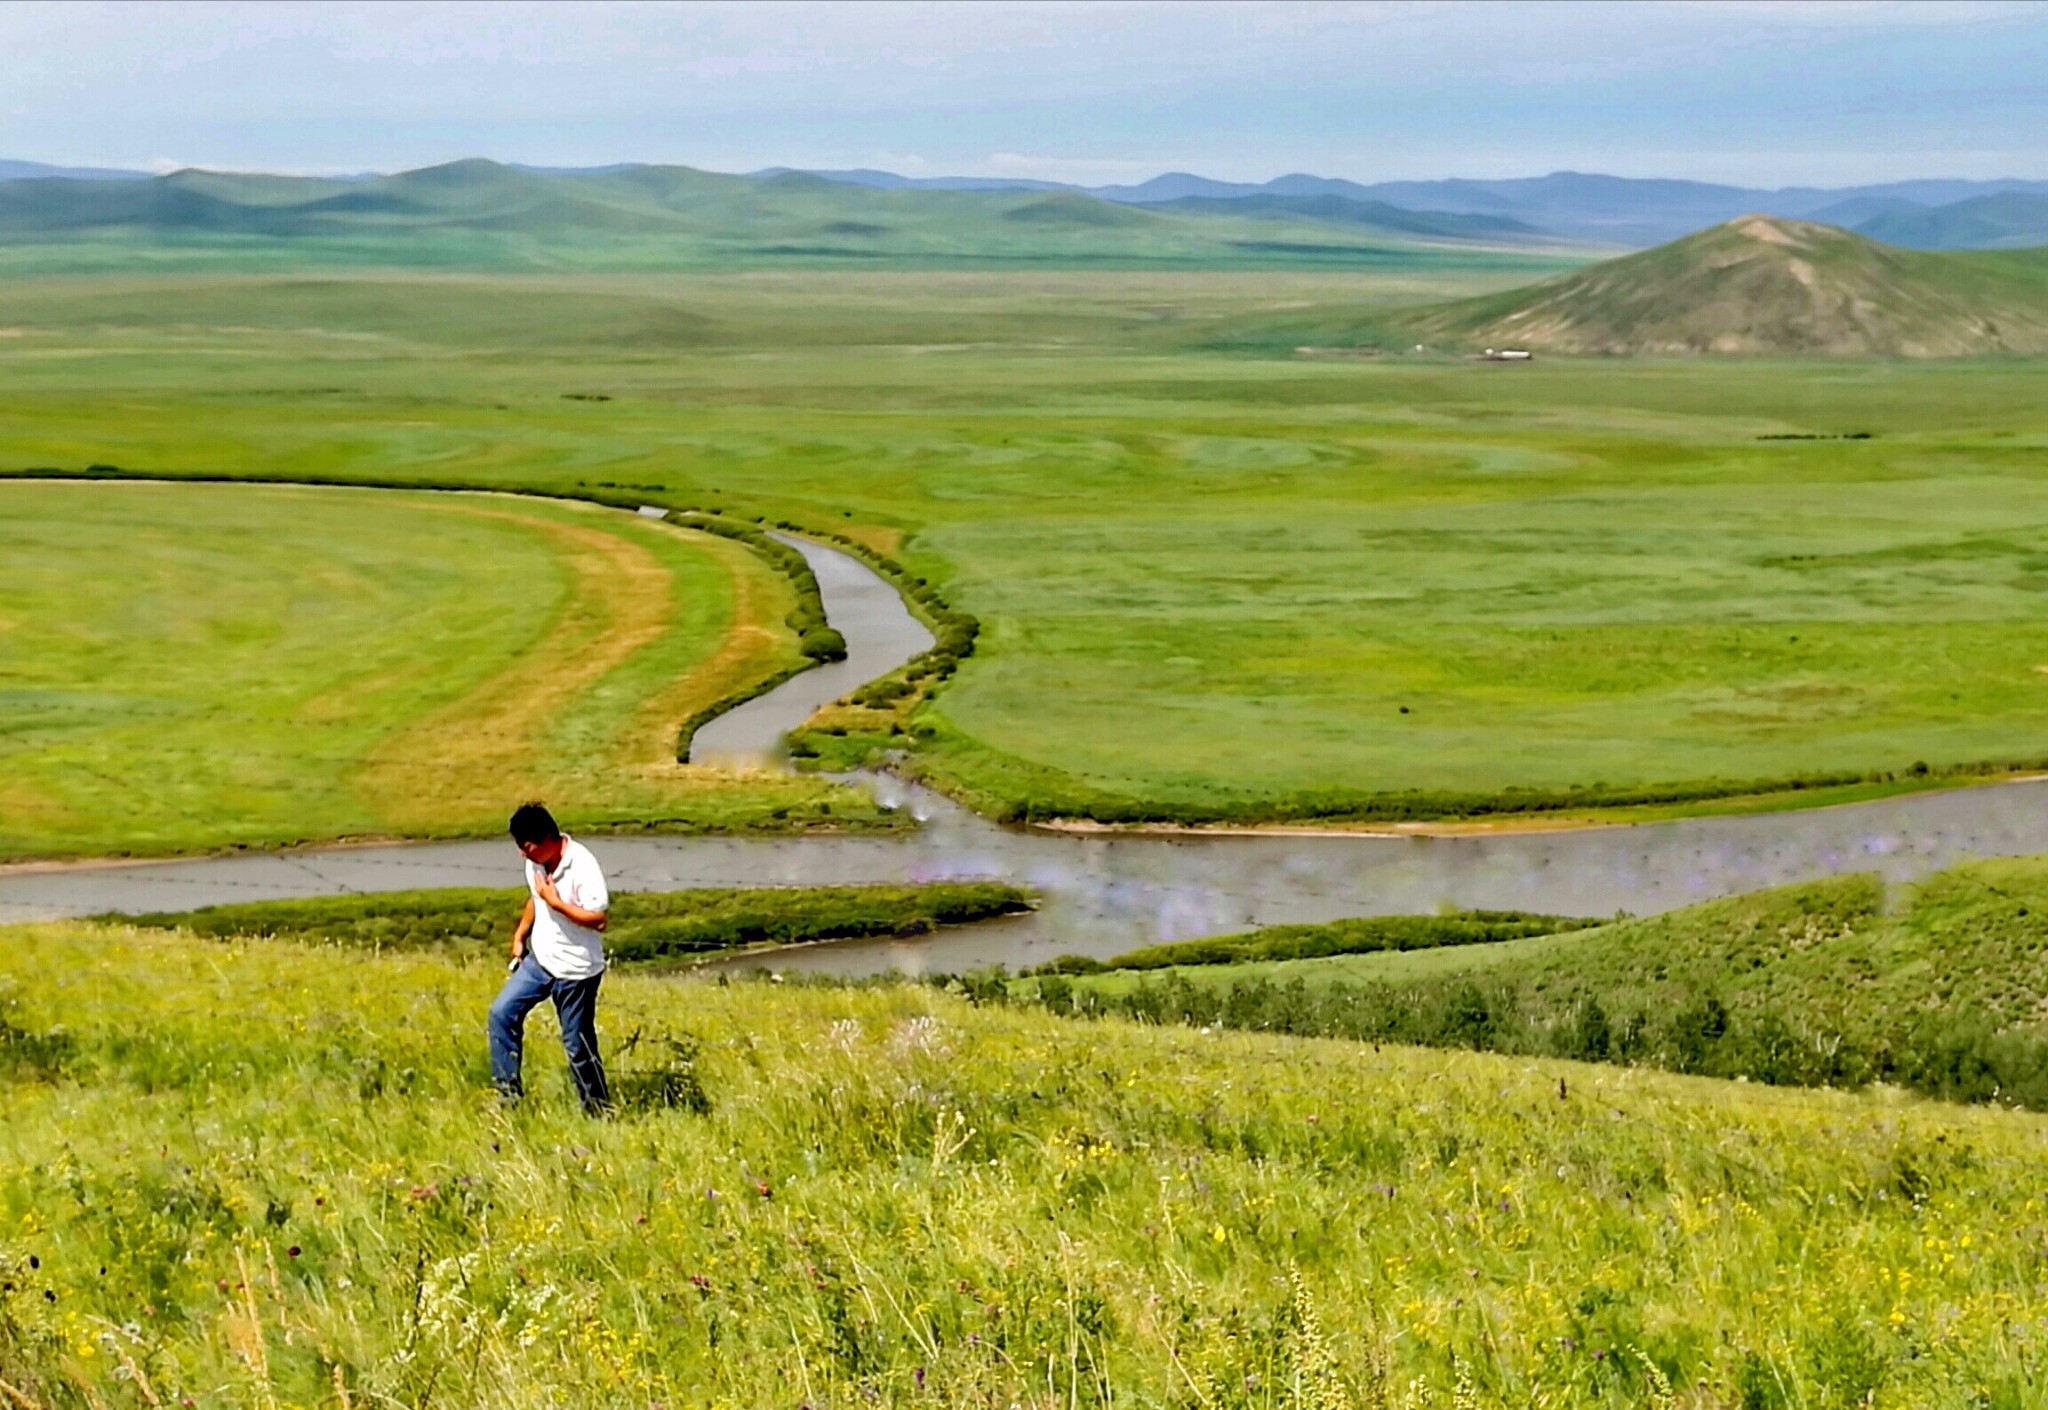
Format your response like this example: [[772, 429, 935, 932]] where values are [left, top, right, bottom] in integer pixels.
[[14, 523, 2048, 976]]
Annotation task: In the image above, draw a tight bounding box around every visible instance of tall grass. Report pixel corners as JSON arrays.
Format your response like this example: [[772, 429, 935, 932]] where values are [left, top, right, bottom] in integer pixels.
[[4, 922, 2047, 1407]]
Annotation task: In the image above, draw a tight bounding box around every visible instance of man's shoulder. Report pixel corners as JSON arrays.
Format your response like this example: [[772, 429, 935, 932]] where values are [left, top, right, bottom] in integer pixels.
[[563, 836, 604, 875]]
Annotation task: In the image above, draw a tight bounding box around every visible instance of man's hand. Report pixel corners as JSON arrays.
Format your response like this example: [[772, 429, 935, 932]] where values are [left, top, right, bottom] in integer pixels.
[[532, 870, 608, 931], [533, 872, 565, 911]]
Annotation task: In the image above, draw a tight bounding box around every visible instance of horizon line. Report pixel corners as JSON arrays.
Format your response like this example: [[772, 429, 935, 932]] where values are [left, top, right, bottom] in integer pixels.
[[6, 156, 2048, 194]]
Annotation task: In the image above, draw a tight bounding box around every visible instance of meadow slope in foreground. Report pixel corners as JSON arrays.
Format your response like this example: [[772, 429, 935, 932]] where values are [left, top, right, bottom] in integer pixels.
[[3, 921, 2046, 1407]]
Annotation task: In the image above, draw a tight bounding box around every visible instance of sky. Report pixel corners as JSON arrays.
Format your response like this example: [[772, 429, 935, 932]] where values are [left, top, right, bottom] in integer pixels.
[[4, 0, 2046, 188]]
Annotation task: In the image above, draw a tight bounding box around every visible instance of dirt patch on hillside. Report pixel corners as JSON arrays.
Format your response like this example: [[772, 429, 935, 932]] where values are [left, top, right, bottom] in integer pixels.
[[1733, 216, 1807, 248]]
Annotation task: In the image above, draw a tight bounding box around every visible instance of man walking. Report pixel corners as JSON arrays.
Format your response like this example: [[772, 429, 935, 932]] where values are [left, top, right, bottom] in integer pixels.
[[489, 802, 611, 1112]]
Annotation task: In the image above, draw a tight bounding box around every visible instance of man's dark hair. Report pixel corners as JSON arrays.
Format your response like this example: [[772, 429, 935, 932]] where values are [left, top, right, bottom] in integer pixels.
[[508, 802, 561, 846]]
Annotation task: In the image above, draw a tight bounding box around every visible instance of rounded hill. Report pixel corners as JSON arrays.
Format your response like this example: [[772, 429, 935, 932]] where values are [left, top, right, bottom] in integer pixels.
[[1406, 215, 2048, 356]]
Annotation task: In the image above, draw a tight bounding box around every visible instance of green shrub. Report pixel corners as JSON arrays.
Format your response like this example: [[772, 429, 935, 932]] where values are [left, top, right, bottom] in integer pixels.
[[1023, 954, 1109, 976], [849, 677, 914, 707], [799, 624, 849, 661]]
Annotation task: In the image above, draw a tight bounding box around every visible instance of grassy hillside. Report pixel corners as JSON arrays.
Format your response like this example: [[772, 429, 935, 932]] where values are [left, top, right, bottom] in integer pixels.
[[0, 160, 1574, 274], [0, 480, 880, 860], [1403, 216, 2048, 356], [6, 920, 2048, 1407], [1050, 857, 2048, 1108]]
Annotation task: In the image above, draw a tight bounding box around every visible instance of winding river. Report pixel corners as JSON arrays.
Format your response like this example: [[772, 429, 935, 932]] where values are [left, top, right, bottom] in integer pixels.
[[687, 533, 935, 766], [13, 528, 2048, 977]]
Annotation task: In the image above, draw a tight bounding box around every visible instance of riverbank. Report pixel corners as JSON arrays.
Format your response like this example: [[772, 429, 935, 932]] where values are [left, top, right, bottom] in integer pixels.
[[1027, 768, 2048, 838]]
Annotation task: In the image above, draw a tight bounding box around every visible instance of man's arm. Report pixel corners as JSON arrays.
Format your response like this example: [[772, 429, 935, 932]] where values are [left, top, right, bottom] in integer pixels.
[[511, 895, 536, 964]]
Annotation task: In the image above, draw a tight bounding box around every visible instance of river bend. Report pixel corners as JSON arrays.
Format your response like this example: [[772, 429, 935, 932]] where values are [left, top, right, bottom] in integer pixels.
[[12, 530, 2048, 977]]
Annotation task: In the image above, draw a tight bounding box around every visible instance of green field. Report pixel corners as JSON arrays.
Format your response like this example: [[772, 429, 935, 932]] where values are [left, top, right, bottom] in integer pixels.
[[0, 478, 879, 859], [6, 919, 2048, 1407], [9, 270, 2048, 840]]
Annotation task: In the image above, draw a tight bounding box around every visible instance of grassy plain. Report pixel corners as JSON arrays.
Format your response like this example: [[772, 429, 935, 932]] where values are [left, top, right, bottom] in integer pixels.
[[0, 478, 878, 859], [8, 271, 2048, 832], [7, 921, 2048, 1407]]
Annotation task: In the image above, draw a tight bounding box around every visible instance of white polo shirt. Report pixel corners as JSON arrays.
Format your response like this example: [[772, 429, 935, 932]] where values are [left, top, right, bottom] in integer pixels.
[[525, 835, 609, 981]]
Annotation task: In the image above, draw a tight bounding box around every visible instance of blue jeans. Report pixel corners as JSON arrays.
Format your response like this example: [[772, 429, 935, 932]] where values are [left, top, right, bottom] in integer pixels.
[[488, 954, 610, 1112]]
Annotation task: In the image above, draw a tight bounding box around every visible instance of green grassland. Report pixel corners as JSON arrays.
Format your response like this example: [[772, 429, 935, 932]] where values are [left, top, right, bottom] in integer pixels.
[[1045, 857, 2048, 1109], [0, 478, 881, 859], [9, 270, 2048, 838], [7, 920, 2048, 1407]]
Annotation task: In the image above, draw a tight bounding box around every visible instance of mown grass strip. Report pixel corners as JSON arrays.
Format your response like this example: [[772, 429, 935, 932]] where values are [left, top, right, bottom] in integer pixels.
[[0, 468, 949, 772], [2, 466, 852, 666], [0, 477, 885, 858]]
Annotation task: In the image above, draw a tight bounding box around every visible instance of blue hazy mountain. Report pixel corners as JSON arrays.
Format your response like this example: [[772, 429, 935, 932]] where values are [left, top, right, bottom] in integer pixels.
[[787, 167, 2048, 249], [11, 156, 2048, 251], [0, 158, 1568, 273], [1842, 192, 2048, 251], [0, 159, 150, 181]]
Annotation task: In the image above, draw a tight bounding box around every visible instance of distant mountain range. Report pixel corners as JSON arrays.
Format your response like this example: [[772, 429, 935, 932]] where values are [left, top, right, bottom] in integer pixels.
[[0, 159, 1584, 275], [5, 157, 2048, 260], [769, 167, 2048, 249], [0, 159, 152, 182]]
